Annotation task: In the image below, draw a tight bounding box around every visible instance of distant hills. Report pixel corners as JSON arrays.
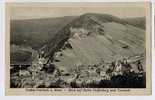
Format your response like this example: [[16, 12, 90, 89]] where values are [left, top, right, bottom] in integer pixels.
[[10, 16, 77, 49], [123, 17, 146, 29], [10, 13, 145, 68], [10, 14, 145, 50]]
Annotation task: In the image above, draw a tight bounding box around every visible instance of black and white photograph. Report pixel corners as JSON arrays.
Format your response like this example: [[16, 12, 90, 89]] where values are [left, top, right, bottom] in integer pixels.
[[5, 2, 151, 95]]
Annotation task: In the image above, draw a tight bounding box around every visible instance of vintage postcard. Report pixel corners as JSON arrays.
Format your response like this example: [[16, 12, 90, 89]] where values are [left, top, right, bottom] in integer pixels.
[[5, 2, 151, 95]]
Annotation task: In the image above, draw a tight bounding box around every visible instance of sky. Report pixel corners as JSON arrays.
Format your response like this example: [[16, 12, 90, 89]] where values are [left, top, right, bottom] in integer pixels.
[[9, 3, 148, 20]]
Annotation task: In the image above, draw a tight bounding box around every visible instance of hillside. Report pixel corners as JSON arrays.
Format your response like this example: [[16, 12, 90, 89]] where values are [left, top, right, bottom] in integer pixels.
[[41, 13, 145, 71], [42, 13, 129, 57], [10, 13, 145, 68]]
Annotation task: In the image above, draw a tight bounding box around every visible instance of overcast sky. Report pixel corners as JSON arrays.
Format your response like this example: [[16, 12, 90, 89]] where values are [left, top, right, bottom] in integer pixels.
[[9, 3, 148, 20]]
